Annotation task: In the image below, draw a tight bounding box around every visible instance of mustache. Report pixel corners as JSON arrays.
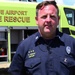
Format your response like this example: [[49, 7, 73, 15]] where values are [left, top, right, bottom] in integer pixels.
[[44, 24, 52, 26]]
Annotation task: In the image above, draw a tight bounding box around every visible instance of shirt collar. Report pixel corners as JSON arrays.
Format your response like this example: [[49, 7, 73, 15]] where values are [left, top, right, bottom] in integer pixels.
[[35, 29, 63, 43]]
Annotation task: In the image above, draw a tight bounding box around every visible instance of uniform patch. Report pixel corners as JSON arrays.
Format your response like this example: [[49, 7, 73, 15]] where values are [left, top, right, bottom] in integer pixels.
[[66, 46, 71, 54]]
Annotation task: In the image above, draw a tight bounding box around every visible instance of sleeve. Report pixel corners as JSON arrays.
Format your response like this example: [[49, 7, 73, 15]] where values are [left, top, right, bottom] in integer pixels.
[[70, 39, 75, 75], [8, 42, 26, 75], [72, 39, 75, 58]]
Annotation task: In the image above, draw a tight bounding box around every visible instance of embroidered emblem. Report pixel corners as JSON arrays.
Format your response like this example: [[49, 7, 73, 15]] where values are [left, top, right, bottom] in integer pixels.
[[66, 46, 71, 54], [28, 50, 36, 58], [64, 58, 67, 63]]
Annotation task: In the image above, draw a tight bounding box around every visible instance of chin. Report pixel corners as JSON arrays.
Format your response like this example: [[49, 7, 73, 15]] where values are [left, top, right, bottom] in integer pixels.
[[45, 30, 51, 33], [44, 32, 51, 35]]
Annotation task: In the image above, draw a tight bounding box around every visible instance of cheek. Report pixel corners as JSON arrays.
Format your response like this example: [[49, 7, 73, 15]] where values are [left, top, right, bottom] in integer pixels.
[[38, 19, 45, 25], [52, 19, 59, 25], [55, 20, 59, 26]]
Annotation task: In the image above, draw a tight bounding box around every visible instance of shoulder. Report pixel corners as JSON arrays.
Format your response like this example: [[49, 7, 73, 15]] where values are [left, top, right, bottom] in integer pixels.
[[60, 33, 75, 57], [61, 33, 75, 50], [57, 29, 75, 42], [17, 32, 38, 50], [22, 32, 38, 45], [61, 33, 75, 42], [15, 32, 38, 57], [58, 32, 75, 47]]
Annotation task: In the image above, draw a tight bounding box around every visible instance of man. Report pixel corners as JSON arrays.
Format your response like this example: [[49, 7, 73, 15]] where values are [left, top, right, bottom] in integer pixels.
[[8, 1, 75, 75]]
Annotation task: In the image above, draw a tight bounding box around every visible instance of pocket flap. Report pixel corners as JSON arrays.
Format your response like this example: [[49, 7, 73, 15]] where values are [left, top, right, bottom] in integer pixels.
[[61, 57, 75, 67], [25, 58, 41, 69]]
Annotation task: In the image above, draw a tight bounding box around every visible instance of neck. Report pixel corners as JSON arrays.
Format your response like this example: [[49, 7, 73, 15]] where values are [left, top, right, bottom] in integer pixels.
[[41, 32, 56, 39]]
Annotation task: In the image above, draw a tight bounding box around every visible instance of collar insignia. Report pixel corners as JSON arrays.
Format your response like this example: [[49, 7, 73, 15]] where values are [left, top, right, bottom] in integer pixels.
[[35, 36, 38, 40]]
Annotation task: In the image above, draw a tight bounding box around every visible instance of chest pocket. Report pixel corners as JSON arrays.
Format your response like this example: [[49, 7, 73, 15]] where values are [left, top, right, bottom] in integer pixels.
[[60, 56, 75, 75], [25, 57, 41, 69], [60, 57, 75, 67]]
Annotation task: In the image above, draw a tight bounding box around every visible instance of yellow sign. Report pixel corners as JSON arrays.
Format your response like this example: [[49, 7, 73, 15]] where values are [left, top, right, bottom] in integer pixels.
[[0, 2, 37, 26]]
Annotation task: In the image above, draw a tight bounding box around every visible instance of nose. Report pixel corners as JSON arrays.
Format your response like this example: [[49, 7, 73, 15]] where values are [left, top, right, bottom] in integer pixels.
[[46, 15, 51, 22]]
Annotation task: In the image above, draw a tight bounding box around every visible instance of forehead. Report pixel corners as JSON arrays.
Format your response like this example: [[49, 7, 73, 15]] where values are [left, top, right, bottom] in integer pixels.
[[38, 5, 57, 14]]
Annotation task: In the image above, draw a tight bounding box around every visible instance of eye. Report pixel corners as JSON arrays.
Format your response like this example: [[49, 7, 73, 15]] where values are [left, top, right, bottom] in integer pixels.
[[50, 15, 56, 19], [50, 15, 55, 18], [41, 15, 47, 19]]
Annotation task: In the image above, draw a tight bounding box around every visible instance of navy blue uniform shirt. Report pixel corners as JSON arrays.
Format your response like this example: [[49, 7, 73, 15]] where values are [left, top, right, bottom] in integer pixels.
[[8, 30, 75, 75]]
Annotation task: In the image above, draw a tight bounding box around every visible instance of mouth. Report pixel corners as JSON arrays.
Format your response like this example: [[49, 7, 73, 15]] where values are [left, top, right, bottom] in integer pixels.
[[45, 25, 52, 28]]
